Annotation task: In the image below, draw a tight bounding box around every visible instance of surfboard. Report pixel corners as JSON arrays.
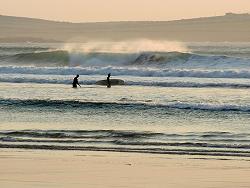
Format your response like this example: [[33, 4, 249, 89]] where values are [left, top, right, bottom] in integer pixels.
[[96, 79, 125, 86]]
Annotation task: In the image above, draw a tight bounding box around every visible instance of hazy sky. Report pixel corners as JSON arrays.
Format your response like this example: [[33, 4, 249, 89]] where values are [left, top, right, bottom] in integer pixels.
[[0, 0, 250, 22]]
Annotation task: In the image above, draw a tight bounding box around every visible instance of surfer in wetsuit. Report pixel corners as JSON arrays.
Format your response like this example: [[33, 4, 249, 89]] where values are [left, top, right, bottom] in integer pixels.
[[72, 74, 81, 88], [107, 73, 111, 88]]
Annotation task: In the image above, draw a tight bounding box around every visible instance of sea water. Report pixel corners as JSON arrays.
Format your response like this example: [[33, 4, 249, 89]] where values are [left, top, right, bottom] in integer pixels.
[[0, 42, 250, 157]]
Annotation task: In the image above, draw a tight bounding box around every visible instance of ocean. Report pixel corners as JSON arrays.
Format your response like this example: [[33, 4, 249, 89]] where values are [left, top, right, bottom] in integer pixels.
[[0, 41, 250, 158]]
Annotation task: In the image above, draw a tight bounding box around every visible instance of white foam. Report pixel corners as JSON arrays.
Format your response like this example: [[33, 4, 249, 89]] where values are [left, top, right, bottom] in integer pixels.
[[1, 66, 250, 79]]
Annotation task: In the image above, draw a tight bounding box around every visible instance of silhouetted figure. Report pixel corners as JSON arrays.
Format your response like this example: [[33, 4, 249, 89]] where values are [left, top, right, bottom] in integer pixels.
[[72, 74, 81, 88], [107, 73, 111, 88]]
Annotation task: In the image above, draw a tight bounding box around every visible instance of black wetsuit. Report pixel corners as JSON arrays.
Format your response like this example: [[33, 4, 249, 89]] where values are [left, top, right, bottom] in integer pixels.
[[72, 77, 79, 88], [107, 76, 111, 88]]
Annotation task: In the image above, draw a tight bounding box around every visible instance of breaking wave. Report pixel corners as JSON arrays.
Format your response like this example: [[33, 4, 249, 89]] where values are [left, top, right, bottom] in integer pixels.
[[0, 50, 250, 69]]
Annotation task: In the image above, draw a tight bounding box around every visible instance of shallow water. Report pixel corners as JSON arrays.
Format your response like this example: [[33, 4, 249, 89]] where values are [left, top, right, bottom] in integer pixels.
[[0, 83, 250, 157], [0, 42, 250, 157]]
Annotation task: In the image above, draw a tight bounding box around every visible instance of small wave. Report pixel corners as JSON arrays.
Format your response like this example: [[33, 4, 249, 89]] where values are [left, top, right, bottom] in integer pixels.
[[1, 130, 250, 158], [2, 130, 243, 139], [1, 99, 250, 112], [0, 130, 162, 139], [0, 130, 250, 149], [2, 138, 250, 150], [127, 81, 250, 88], [114, 141, 250, 149], [165, 102, 250, 112], [0, 144, 250, 157]]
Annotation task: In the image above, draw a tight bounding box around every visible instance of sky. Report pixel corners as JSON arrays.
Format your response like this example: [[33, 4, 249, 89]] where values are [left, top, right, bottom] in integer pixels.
[[0, 0, 250, 22]]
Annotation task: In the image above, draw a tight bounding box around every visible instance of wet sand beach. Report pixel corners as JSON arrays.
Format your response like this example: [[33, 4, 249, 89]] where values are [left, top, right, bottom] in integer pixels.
[[1, 149, 250, 188]]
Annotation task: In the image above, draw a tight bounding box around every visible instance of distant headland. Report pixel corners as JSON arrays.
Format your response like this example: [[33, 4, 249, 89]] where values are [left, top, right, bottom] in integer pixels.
[[0, 13, 250, 42]]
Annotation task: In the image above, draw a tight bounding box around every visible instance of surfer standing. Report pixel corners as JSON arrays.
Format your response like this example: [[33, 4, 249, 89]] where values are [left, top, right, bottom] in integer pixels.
[[72, 74, 81, 88], [107, 73, 111, 88]]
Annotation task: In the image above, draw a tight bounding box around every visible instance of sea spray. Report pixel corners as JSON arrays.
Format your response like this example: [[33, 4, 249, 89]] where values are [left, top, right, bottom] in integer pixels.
[[63, 40, 188, 53]]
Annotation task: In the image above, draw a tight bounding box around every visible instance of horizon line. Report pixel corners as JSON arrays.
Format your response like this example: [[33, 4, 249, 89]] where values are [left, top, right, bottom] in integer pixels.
[[1, 12, 249, 24]]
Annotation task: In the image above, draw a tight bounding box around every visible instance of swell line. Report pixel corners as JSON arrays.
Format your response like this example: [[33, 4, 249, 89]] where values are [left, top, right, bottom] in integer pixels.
[[1, 98, 250, 112]]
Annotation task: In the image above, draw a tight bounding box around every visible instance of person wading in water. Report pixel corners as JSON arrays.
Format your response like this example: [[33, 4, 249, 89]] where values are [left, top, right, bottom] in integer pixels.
[[107, 73, 111, 88], [72, 74, 81, 88]]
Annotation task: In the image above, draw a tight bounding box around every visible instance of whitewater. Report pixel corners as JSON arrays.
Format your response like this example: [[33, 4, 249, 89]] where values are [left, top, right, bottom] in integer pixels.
[[0, 41, 250, 158]]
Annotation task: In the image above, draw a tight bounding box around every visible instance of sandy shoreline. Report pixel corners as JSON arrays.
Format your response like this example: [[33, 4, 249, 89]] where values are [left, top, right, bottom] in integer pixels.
[[0, 149, 250, 188]]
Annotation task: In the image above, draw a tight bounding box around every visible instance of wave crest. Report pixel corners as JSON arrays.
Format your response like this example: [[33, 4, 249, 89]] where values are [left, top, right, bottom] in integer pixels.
[[1, 49, 250, 69]]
